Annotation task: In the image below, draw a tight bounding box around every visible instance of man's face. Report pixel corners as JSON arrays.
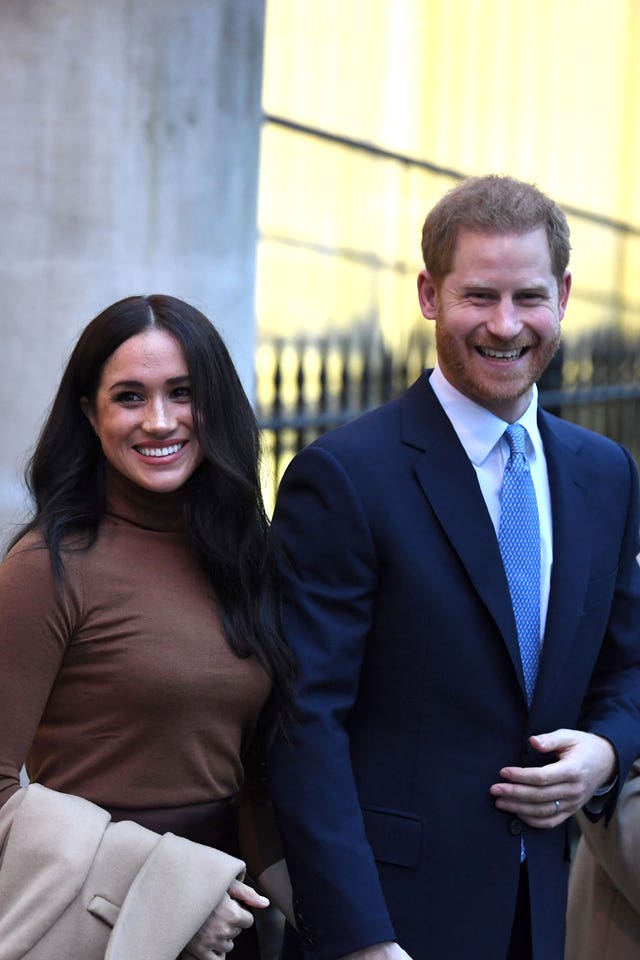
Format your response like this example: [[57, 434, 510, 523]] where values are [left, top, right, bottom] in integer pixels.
[[417, 226, 571, 422]]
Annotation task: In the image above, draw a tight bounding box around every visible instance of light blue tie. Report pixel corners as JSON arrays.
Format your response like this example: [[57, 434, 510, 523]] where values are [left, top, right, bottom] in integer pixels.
[[498, 424, 541, 706], [499, 425, 541, 862]]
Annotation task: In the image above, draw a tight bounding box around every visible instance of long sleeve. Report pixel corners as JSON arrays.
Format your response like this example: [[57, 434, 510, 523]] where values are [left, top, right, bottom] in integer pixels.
[[0, 535, 73, 807], [268, 444, 396, 958]]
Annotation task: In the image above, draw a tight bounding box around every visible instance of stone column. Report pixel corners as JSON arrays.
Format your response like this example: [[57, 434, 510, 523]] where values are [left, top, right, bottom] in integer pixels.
[[0, 0, 265, 537]]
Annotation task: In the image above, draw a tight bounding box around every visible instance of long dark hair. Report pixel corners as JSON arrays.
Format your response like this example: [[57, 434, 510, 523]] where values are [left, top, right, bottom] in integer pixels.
[[10, 294, 295, 714]]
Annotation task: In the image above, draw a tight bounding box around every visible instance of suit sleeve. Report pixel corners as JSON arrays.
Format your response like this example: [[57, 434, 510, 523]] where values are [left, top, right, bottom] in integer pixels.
[[578, 445, 640, 814], [267, 444, 396, 959]]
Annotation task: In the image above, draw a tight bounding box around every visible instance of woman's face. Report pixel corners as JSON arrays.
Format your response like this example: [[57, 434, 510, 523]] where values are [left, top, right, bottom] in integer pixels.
[[83, 327, 204, 494]]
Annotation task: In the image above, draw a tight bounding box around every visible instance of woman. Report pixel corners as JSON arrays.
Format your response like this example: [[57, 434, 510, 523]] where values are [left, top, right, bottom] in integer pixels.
[[0, 294, 294, 959]]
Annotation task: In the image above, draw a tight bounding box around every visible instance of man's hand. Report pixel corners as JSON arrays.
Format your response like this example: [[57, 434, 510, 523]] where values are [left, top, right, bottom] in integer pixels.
[[182, 879, 269, 959], [489, 728, 616, 827], [341, 943, 413, 960]]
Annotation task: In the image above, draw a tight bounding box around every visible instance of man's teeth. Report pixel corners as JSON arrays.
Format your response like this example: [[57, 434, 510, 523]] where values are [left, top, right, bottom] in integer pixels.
[[479, 347, 523, 360], [137, 443, 183, 457]]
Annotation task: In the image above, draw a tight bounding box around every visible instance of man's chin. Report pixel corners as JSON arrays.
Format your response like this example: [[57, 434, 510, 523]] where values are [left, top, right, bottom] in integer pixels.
[[466, 372, 536, 405]]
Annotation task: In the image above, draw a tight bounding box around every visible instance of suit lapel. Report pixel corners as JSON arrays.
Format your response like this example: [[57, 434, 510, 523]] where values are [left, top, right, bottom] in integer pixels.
[[534, 411, 593, 704], [401, 377, 527, 698]]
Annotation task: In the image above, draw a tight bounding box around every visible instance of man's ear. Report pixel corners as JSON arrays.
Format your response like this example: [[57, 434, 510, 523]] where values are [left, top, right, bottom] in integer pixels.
[[558, 270, 572, 321], [417, 269, 439, 320], [80, 396, 97, 433]]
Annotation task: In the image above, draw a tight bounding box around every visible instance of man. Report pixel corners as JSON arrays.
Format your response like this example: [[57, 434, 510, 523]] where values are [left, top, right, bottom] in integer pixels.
[[267, 175, 640, 960]]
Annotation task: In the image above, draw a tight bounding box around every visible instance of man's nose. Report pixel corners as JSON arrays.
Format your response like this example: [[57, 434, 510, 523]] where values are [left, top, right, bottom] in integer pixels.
[[485, 298, 523, 339]]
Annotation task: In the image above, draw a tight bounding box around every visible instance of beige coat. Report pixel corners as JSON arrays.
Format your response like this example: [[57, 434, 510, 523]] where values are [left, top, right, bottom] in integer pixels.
[[0, 784, 245, 960], [565, 760, 640, 960]]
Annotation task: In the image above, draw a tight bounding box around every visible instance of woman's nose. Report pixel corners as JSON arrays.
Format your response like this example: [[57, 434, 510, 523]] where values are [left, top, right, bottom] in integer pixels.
[[143, 399, 177, 433]]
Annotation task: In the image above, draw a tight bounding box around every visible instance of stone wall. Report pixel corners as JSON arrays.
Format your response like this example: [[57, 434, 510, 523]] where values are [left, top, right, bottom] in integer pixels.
[[0, 0, 265, 539]]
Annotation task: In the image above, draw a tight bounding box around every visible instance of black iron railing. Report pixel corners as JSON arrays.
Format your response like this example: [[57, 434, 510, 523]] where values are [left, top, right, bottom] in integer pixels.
[[257, 327, 640, 498]]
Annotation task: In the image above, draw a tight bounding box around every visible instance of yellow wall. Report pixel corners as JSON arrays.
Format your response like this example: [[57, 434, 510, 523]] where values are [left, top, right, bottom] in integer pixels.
[[262, 0, 640, 220], [258, 0, 640, 339], [256, 0, 640, 499]]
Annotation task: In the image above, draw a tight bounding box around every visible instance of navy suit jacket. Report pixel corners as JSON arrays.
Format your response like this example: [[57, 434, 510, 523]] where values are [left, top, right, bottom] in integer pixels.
[[268, 375, 640, 960]]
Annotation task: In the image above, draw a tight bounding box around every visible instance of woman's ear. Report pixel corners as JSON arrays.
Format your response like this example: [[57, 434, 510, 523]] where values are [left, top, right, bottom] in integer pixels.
[[80, 396, 98, 435]]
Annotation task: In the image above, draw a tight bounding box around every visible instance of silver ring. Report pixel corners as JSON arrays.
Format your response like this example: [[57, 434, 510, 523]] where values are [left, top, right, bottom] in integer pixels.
[[555, 799, 561, 815]]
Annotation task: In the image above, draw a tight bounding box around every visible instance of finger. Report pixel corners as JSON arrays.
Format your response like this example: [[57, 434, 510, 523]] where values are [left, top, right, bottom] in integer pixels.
[[210, 895, 256, 930], [228, 879, 270, 910], [516, 811, 571, 829], [494, 795, 575, 818], [195, 933, 238, 957], [182, 945, 228, 960], [218, 923, 247, 941], [490, 779, 582, 803], [215, 906, 254, 932], [528, 729, 574, 753], [188, 900, 254, 950], [493, 792, 581, 829], [495, 761, 576, 787], [494, 779, 570, 808], [491, 775, 577, 800], [494, 805, 569, 828]]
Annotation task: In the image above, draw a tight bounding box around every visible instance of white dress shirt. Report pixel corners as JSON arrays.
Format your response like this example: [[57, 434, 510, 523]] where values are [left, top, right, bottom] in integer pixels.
[[429, 364, 553, 644]]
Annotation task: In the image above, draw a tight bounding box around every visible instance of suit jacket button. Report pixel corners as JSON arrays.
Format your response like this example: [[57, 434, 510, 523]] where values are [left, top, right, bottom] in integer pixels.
[[509, 817, 523, 836]]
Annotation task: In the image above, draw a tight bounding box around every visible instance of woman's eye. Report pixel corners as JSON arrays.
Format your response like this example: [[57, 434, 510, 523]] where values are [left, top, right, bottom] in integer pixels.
[[171, 386, 192, 400], [114, 391, 143, 404]]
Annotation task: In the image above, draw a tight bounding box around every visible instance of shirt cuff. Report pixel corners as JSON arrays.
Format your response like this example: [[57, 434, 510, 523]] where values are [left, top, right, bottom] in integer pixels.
[[584, 775, 618, 815]]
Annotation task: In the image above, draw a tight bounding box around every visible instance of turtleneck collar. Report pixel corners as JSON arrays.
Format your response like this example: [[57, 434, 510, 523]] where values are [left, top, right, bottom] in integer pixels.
[[104, 463, 187, 533]]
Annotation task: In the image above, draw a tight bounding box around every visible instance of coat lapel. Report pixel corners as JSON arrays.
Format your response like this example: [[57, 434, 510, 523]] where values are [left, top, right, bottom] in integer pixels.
[[401, 377, 527, 698], [534, 411, 593, 704]]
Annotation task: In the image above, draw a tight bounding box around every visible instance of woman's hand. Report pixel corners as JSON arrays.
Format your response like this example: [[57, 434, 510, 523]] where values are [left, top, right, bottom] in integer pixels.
[[181, 878, 269, 958]]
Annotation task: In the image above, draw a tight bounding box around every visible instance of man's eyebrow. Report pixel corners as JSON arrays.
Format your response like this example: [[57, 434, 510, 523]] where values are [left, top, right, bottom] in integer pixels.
[[515, 284, 553, 294]]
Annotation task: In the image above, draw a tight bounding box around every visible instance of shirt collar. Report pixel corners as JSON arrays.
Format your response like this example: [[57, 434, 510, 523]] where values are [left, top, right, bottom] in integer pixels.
[[429, 363, 542, 466]]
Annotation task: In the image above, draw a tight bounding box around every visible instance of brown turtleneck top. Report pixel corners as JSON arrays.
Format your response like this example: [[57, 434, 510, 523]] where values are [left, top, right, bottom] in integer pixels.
[[0, 470, 272, 812]]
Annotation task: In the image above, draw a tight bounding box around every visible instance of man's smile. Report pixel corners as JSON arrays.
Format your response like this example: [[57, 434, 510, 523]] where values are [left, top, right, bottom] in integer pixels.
[[475, 345, 531, 361]]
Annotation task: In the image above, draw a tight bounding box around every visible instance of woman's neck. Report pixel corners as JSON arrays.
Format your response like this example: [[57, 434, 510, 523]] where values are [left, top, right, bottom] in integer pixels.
[[104, 463, 187, 532]]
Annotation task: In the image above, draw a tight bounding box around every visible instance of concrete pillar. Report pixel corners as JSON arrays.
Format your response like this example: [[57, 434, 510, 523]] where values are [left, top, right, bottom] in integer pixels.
[[0, 0, 265, 539]]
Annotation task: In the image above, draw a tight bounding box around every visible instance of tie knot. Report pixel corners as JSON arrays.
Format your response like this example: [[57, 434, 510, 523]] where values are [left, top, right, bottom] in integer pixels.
[[504, 423, 527, 459]]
